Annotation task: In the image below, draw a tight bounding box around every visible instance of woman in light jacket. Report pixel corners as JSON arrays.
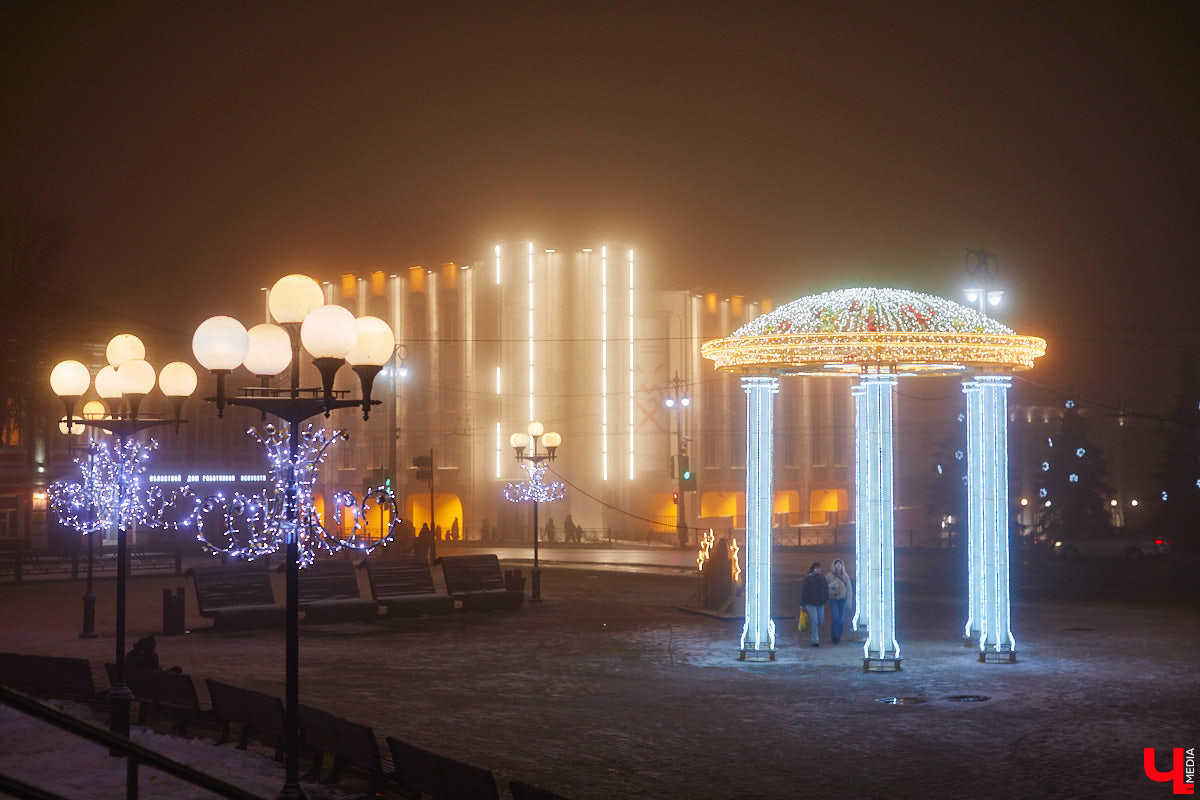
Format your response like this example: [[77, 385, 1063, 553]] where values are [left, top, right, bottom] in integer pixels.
[[825, 559, 853, 644]]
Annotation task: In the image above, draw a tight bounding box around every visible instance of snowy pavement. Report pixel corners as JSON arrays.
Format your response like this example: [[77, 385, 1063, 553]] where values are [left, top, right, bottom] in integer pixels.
[[0, 556, 1197, 799]]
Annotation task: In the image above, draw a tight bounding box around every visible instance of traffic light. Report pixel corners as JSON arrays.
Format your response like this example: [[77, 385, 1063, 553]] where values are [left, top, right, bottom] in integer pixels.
[[413, 454, 433, 483], [672, 492, 679, 505], [679, 455, 696, 490]]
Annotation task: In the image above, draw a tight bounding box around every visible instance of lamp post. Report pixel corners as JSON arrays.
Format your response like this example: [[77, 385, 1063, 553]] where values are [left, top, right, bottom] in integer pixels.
[[964, 249, 1004, 316], [50, 339, 197, 739], [192, 273, 395, 800], [664, 372, 692, 548], [505, 421, 563, 601], [60, 400, 107, 638]]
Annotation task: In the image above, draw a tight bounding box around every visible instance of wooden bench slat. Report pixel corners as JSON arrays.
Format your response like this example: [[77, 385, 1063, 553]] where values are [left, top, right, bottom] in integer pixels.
[[363, 558, 454, 617], [439, 555, 525, 612]]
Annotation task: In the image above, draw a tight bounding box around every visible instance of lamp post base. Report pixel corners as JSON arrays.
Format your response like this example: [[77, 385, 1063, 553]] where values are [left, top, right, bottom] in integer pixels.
[[107, 683, 132, 748], [80, 594, 97, 638], [275, 782, 311, 800], [531, 567, 542, 601]]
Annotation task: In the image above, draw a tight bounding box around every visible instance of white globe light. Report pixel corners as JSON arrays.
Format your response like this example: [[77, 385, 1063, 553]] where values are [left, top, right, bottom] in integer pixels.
[[268, 274, 325, 324], [543, 431, 562, 448], [106, 334, 145, 367], [95, 365, 123, 399], [59, 418, 78, 436], [345, 316, 395, 367], [158, 361, 198, 397], [192, 316, 249, 371], [300, 304, 358, 359], [117, 359, 156, 395], [50, 360, 91, 397], [527, 421, 544, 438], [244, 323, 293, 376], [81, 400, 106, 419], [509, 432, 529, 449]]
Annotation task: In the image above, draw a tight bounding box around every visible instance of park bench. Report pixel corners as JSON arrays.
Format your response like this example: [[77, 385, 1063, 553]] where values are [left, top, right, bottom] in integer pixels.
[[387, 735, 446, 800], [361, 557, 454, 618], [437, 753, 500, 800], [329, 714, 387, 797], [107, 664, 203, 733], [185, 564, 286, 631], [205, 678, 284, 758], [0, 653, 99, 706], [292, 559, 380, 623], [298, 703, 341, 780], [510, 780, 572, 800], [438, 554, 525, 611]]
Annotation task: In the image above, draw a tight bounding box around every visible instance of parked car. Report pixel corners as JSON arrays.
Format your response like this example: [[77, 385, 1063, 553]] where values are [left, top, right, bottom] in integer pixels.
[[1053, 527, 1171, 561]]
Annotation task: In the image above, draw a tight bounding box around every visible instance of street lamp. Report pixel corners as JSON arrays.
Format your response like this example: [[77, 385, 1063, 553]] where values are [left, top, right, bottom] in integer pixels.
[[191, 273, 395, 800], [59, 400, 107, 638], [50, 336, 196, 740], [504, 421, 564, 601], [964, 249, 1004, 316], [664, 372, 692, 547]]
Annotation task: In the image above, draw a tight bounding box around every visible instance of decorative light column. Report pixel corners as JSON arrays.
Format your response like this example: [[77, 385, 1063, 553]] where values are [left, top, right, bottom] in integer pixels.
[[50, 338, 196, 738], [664, 372, 692, 548], [850, 383, 869, 635], [504, 421, 564, 601], [963, 374, 1017, 662], [738, 376, 778, 662], [192, 274, 396, 800], [858, 371, 900, 672]]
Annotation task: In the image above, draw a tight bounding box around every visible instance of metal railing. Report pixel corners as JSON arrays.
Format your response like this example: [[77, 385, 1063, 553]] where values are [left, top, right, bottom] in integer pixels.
[[0, 546, 184, 582], [0, 684, 265, 800]]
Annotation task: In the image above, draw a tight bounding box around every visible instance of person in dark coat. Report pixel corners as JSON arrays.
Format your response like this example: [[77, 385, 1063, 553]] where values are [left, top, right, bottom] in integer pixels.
[[415, 523, 431, 562], [125, 636, 161, 671], [799, 562, 830, 647]]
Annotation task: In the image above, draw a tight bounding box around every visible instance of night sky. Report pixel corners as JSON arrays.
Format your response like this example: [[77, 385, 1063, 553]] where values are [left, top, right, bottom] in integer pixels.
[[3, 2, 1197, 415]]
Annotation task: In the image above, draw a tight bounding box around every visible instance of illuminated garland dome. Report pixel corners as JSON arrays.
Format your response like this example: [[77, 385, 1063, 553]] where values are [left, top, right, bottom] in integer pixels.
[[702, 287, 1046, 375]]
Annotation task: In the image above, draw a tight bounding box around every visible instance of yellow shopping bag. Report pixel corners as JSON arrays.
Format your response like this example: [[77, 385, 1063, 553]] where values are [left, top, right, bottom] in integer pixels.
[[798, 606, 810, 633]]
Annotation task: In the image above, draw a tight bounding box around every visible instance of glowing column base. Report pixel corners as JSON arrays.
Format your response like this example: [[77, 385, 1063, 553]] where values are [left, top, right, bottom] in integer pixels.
[[738, 376, 778, 662], [965, 375, 1017, 663], [857, 372, 900, 672]]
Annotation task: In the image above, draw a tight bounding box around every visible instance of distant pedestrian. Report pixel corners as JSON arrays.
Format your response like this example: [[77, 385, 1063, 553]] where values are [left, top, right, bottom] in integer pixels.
[[826, 559, 852, 644], [415, 523, 431, 562], [544, 517, 557, 543], [480, 518, 491, 542], [799, 562, 829, 647], [450, 517, 460, 541], [564, 514, 579, 543]]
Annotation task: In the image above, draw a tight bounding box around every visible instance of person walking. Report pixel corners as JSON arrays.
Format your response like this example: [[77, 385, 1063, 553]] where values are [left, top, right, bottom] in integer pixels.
[[799, 562, 829, 647], [825, 559, 853, 644], [415, 523, 431, 563]]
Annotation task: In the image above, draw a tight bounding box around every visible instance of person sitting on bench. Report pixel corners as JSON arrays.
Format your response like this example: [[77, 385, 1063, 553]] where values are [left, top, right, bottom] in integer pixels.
[[126, 636, 181, 673]]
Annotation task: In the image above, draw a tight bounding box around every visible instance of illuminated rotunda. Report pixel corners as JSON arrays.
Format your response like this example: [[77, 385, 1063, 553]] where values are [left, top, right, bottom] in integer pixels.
[[702, 287, 1046, 669]]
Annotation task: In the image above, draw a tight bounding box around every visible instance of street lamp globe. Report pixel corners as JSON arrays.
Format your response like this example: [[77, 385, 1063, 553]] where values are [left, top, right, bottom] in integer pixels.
[[192, 316, 249, 371], [50, 360, 91, 399], [268, 274, 324, 324], [527, 420, 544, 439], [95, 366, 123, 400], [244, 323, 293, 378], [106, 334, 145, 367], [300, 304, 358, 359], [158, 362, 198, 397], [116, 359, 156, 395], [509, 432, 529, 454], [344, 316, 395, 366], [542, 431, 561, 449]]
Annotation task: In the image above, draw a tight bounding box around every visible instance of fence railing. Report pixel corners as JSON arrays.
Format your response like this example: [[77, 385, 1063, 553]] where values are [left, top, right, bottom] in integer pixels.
[[0, 546, 184, 583]]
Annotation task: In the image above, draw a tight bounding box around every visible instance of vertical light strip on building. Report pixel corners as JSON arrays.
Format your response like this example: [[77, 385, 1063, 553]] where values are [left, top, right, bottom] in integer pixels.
[[528, 241, 535, 423], [601, 246, 609, 481], [494, 244, 502, 285], [495, 422, 503, 479], [627, 249, 635, 479]]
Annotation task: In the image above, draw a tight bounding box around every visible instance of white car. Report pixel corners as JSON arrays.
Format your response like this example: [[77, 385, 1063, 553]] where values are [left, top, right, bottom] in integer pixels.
[[1053, 527, 1171, 561]]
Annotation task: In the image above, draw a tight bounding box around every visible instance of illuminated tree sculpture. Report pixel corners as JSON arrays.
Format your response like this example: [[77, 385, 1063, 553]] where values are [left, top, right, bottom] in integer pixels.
[[184, 423, 396, 566], [703, 287, 1046, 670]]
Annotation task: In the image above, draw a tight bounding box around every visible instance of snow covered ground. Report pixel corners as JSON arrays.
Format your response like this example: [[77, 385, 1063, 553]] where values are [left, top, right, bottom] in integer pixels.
[[1, 553, 1197, 799], [0, 699, 353, 800]]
